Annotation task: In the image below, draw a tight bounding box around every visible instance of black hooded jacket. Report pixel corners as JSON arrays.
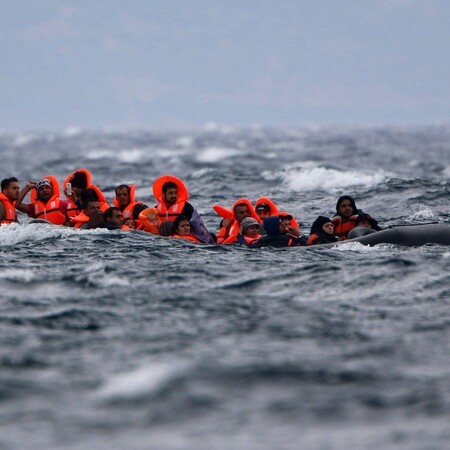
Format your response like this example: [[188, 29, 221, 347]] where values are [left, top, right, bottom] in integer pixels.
[[251, 216, 306, 248], [308, 216, 338, 245]]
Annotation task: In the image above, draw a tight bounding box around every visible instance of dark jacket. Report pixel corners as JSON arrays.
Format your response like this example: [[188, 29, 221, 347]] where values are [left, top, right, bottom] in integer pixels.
[[308, 216, 338, 245], [251, 216, 306, 248]]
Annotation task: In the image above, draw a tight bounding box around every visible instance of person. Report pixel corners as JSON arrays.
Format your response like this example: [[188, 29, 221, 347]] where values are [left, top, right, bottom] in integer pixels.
[[251, 215, 307, 248], [63, 168, 109, 219], [113, 184, 147, 228], [15, 177, 69, 225], [153, 175, 213, 243], [235, 217, 262, 246], [70, 198, 101, 228], [103, 206, 125, 230], [138, 207, 161, 235], [306, 216, 338, 245], [123, 218, 136, 229], [347, 213, 381, 239], [0, 177, 19, 225], [254, 197, 278, 221], [331, 195, 360, 240], [170, 215, 202, 243], [216, 198, 260, 244]]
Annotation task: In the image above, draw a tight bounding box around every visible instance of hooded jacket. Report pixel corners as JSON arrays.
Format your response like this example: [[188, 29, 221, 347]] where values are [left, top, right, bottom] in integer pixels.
[[307, 216, 338, 245], [251, 216, 305, 248], [332, 195, 359, 239]]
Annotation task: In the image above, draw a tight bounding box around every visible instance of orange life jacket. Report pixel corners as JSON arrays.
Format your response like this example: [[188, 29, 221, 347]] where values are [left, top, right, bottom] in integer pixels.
[[153, 175, 190, 221], [0, 192, 17, 225], [64, 169, 109, 218], [332, 215, 358, 239], [113, 185, 144, 228], [255, 197, 279, 216], [171, 233, 202, 243], [242, 234, 261, 245], [215, 198, 260, 244], [306, 233, 320, 245], [70, 211, 90, 228], [29, 176, 67, 225], [138, 207, 161, 235]]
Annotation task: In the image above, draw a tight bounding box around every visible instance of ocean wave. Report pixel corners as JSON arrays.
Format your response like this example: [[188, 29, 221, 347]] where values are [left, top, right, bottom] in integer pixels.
[[264, 162, 390, 192]]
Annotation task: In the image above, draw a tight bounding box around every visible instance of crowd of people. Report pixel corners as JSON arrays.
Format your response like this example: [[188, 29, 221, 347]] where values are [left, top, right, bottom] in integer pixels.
[[0, 169, 381, 247]]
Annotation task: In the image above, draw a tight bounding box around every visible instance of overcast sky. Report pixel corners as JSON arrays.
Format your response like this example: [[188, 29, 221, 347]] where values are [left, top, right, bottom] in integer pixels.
[[1, 0, 449, 130]]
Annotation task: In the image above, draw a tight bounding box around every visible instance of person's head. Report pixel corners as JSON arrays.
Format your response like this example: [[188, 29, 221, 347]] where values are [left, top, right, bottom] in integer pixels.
[[146, 211, 159, 226], [83, 198, 101, 217], [310, 215, 334, 235], [234, 203, 250, 223], [79, 188, 99, 208], [356, 213, 373, 229], [278, 214, 293, 234], [336, 195, 357, 218], [162, 181, 178, 205], [255, 202, 271, 220], [104, 207, 123, 227], [159, 220, 173, 236], [123, 218, 136, 229], [35, 178, 53, 202], [115, 185, 131, 208], [240, 217, 260, 238], [1, 177, 19, 201], [172, 215, 190, 236], [69, 171, 88, 195]]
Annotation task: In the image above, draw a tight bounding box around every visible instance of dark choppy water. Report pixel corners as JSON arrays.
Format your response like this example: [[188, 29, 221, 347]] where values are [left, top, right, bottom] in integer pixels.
[[1, 125, 450, 449]]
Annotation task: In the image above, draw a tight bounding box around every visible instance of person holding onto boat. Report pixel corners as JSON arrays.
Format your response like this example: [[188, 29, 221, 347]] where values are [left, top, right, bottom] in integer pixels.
[[113, 184, 148, 229], [15, 177, 69, 225], [170, 215, 202, 243], [306, 216, 338, 245], [63, 169, 109, 219], [332, 195, 360, 240], [251, 214, 307, 248], [153, 175, 214, 243], [0, 177, 20, 225], [347, 213, 381, 239]]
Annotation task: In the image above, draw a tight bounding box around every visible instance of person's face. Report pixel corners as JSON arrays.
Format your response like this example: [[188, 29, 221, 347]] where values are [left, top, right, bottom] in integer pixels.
[[245, 224, 260, 238], [124, 218, 136, 229], [109, 210, 124, 226], [358, 219, 371, 228], [338, 199, 354, 218], [279, 218, 290, 233], [234, 205, 250, 223], [85, 201, 101, 217], [164, 187, 178, 205], [147, 213, 158, 226], [322, 222, 334, 235], [38, 185, 52, 202], [176, 219, 190, 236], [116, 188, 130, 207], [3, 181, 19, 201], [256, 209, 270, 220]]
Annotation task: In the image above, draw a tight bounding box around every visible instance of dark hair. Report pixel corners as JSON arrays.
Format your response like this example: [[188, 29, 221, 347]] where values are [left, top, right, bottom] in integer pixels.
[[1, 177, 18, 191], [104, 206, 121, 221], [162, 181, 177, 193], [79, 189, 99, 209], [115, 184, 130, 195], [171, 215, 189, 235], [83, 197, 100, 210], [335, 195, 358, 215]]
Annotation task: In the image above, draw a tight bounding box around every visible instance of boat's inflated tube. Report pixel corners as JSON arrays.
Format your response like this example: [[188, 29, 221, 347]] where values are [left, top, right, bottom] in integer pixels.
[[349, 223, 450, 247]]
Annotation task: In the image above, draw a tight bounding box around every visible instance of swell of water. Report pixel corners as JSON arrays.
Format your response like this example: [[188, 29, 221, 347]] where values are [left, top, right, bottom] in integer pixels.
[[1, 125, 449, 449]]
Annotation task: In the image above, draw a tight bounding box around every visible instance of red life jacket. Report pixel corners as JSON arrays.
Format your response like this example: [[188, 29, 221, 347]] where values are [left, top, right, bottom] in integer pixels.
[[0, 192, 17, 225], [306, 233, 320, 245], [332, 215, 358, 239], [29, 176, 67, 225]]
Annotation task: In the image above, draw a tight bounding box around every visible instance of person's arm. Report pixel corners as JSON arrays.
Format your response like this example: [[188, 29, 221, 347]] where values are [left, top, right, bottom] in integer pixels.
[[15, 181, 35, 214]]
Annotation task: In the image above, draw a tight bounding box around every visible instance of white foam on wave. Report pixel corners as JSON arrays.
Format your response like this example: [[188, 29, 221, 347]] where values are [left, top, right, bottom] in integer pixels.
[[196, 147, 240, 163], [82, 261, 130, 287], [0, 268, 37, 282], [408, 206, 435, 221], [332, 241, 384, 253], [96, 361, 187, 400], [266, 162, 389, 192]]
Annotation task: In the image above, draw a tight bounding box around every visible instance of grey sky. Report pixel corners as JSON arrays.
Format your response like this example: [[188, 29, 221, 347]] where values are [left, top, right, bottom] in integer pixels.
[[1, 0, 449, 130]]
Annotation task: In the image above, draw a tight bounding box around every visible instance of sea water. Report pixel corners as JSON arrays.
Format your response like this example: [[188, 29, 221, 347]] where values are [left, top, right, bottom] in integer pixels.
[[0, 125, 449, 449]]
